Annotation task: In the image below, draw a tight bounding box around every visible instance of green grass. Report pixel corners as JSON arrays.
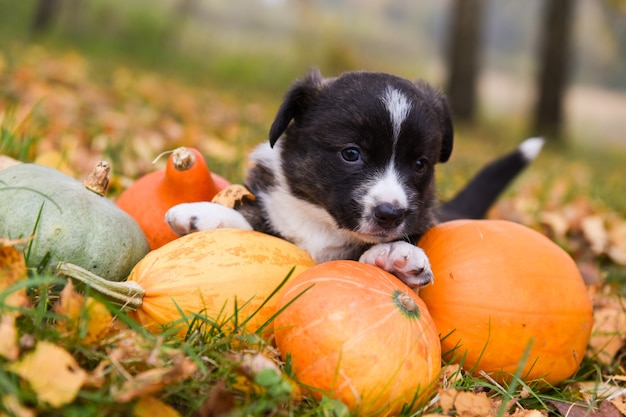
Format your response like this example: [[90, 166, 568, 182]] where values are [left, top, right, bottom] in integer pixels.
[[0, 105, 40, 162]]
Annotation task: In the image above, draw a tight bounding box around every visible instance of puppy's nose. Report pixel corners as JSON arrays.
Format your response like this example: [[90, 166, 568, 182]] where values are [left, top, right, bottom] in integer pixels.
[[373, 204, 406, 228]]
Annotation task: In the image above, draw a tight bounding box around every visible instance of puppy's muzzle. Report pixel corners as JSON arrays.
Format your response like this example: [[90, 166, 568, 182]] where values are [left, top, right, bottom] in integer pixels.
[[374, 204, 406, 228]]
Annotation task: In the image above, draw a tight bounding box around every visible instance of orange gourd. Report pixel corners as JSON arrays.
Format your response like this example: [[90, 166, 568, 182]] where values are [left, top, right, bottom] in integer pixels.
[[57, 229, 316, 336], [418, 219, 593, 384], [116, 147, 229, 250], [274, 260, 441, 416]]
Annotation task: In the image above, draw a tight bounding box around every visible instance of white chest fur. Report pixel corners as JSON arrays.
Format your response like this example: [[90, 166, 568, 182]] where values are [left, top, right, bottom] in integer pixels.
[[249, 142, 363, 262]]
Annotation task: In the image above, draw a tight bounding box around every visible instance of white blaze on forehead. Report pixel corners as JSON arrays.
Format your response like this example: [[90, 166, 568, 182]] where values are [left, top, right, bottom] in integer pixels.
[[381, 86, 412, 141], [362, 165, 408, 209]]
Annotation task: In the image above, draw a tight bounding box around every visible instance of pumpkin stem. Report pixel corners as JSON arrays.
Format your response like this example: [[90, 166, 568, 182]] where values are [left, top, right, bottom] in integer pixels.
[[151, 149, 175, 164], [83, 161, 110, 196], [392, 290, 421, 319], [171, 147, 195, 171], [56, 262, 144, 309]]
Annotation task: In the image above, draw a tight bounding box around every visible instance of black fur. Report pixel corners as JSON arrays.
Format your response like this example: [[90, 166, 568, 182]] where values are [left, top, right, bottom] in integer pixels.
[[241, 69, 455, 248]]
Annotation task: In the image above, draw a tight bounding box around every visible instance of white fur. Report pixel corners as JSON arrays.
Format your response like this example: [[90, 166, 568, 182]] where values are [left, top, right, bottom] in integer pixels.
[[359, 241, 433, 288], [519, 137, 544, 161], [360, 165, 408, 212], [166, 202, 252, 234], [250, 142, 365, 262], [356, 164, 408, 238], [381, 86, 412, 142]]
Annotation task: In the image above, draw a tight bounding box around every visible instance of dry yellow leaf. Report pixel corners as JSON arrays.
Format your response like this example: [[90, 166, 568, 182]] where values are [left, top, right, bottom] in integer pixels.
[[453, 391, 493, 417], [34, 150, 75, 176], [114, 353, 197, 402], [0, 315, 19, 360], [54, 281, 115, 345], [211, 184, 255, 209], [0, 239, 30, 311], [611, 395, 626, 417], [510, 409, 547, 417], [438, 388, 495, 417], [440, 364, 464, 387], [607, 219, 626, 265], [582, 215, 608, 255], [0, 394, 35, 417], [133, 396, 182, 417], [7, 341, 87, 407], [588, 292, 626, 365]]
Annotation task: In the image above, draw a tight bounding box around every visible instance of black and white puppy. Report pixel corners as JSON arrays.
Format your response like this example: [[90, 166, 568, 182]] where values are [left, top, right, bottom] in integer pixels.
[[166, 69, 542, 289]]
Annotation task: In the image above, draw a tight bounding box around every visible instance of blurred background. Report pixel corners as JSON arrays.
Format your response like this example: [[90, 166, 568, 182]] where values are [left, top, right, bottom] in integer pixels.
[[1, 0, 625, 214]]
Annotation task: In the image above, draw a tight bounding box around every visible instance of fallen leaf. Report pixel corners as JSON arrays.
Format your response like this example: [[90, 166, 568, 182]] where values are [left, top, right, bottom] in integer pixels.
[[610, 394, 626, 416], [34, 150, 75, 176], [0, 238, 30, 311], [0, 394, 35, 417], [510, 409, 547, 417], [438, 388, 456, 414], [588, 292, 626, 364], [440, 364, 464, 388], [541, 211, 570, 238], [550, 400, 620, 417], [574, 381, 626, 403], [231, 351, 282, 380], [438, 388, 495, 417], [607, 219, 626, 265], [582, 215, 608, 255], [0, 315, 19, 360], [197, 381, 236, 417], [54, 281, 116, 345], [7, 341, 87, 407], [133, 396, 182, 417], [453, 390, 493, 417], [114, 353, 197, 402]]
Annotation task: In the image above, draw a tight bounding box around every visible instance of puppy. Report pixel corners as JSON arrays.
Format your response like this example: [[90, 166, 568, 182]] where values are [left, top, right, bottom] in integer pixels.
[[166, 69, 542, 289]]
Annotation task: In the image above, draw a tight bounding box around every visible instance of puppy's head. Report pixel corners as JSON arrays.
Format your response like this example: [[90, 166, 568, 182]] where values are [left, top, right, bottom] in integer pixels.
[[269, 69, 453, 243]]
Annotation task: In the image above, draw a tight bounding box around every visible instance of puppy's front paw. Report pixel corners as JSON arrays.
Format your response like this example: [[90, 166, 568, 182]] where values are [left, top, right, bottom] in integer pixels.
[[359, 241, 433, 289], [165, 202, 253, 235]]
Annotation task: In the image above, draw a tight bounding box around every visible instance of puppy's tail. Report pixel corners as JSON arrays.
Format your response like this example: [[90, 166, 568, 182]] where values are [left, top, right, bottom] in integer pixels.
[[437, 137, 544, 221]]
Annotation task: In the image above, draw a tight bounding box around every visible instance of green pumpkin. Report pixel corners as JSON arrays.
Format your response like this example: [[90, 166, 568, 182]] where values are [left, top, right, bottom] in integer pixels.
[[0, 163, 149, 281]]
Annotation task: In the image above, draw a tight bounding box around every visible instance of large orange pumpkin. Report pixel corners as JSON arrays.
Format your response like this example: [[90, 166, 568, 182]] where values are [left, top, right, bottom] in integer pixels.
[[418, 219, 593, 384], [274, 260, 441, 416]]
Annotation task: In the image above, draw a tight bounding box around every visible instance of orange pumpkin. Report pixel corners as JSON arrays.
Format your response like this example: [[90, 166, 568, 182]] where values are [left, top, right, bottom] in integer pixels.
[[418, 219, 593, 384], [57, 229, 316, 336], [116, 147, 228, 250], [274, 260, 441, 416]]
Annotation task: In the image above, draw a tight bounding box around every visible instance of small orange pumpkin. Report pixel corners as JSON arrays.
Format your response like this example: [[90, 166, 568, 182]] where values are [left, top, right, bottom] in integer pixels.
[[116, 147, 228, 250], [274, 260, 441, 416], [418, 219, 593, 384]]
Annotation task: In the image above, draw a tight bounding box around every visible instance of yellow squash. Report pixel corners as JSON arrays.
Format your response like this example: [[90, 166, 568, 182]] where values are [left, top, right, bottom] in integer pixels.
[[58, 229, 316, 336]]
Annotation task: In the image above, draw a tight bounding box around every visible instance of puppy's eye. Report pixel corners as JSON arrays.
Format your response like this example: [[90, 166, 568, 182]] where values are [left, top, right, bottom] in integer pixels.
[[415, 157, 429, 174], [341, 147, 361, 163]]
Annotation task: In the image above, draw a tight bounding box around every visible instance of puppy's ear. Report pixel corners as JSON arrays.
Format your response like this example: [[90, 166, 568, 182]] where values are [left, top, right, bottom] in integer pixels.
[[269, 68, 325, 147], [438, 98, 454, 163]]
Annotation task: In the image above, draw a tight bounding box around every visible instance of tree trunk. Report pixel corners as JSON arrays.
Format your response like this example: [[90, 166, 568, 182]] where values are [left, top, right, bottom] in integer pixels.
[[533, 0, 575, 140], [31, 0, 62, 35], [445, 0, 485, 123]]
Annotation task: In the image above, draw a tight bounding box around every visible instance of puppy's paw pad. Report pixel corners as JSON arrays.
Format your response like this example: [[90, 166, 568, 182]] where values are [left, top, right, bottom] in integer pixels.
[[360, 241, 433, 288]]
